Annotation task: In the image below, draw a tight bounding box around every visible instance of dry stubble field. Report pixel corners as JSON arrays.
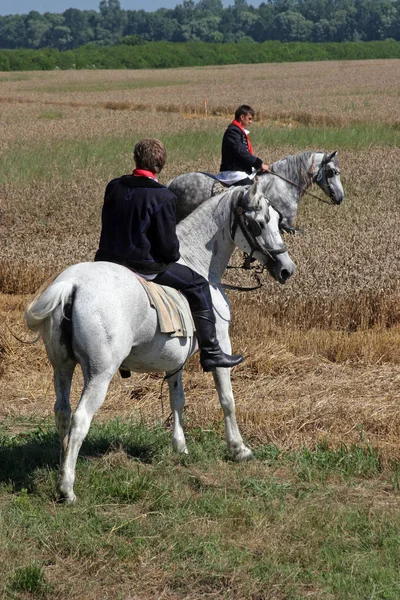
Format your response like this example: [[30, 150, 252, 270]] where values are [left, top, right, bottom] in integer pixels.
[[1, 59, 400, 460]]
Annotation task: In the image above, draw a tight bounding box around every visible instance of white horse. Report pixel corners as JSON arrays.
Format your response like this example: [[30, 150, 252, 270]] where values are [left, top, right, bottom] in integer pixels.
[[25, 179, 295, 503]]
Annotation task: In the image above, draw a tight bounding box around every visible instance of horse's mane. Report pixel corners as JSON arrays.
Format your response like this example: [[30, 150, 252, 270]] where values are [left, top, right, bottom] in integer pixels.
[[269, 150, 315, 189]]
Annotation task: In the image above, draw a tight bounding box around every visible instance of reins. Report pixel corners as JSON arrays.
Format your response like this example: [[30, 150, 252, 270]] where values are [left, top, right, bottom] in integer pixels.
[[220, 264, 264, 292], [265, 169, 334, 205], [263, 152, 339, 205]]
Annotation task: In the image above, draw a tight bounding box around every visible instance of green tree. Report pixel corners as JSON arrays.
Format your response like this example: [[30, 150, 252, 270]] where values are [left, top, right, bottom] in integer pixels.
[[99, 0, 126, 43], [272, 10, 313, 41], [0, 15, 26, 49], [63, 9, 96, 48], [249, 2, 274, 42], [24, 11, 50, 48]]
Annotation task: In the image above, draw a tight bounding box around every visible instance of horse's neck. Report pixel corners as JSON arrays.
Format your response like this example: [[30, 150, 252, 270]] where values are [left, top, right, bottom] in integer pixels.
[[271, 150, 316, 192], [177, 191, 235, 283]]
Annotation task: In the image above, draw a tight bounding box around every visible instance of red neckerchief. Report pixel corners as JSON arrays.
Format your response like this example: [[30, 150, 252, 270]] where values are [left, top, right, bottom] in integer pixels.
[[132, 168, 158, 180], [232, 119, 253, 155]]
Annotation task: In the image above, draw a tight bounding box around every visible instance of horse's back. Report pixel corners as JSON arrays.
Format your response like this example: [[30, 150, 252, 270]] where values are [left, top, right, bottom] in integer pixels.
[[168, 172, 215, 222]]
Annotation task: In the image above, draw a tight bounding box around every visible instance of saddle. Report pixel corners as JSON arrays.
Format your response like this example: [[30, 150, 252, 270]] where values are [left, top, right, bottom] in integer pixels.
[[135, 273, 195, 338], [199, 172, 231, 196]]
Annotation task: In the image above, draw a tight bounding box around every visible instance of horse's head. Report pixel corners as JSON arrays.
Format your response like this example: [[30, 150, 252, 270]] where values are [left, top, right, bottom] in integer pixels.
[[231, 179, 296, 284], [314, 151, 344, 205]]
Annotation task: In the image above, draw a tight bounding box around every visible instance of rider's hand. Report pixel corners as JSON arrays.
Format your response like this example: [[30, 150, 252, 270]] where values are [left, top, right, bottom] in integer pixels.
[[261, 163, 270, 172]]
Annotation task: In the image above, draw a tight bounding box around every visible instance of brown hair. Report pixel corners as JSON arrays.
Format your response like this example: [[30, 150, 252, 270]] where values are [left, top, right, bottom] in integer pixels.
[[234, 105, 255, 120], [133, 138, 166, 173]]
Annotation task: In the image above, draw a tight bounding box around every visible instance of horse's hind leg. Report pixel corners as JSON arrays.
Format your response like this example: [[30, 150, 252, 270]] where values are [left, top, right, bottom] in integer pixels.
[[53, 360, 76, 466], [213, 368, 253, 461], [167, 370, 188, 454], [57, 372, 113, 503]]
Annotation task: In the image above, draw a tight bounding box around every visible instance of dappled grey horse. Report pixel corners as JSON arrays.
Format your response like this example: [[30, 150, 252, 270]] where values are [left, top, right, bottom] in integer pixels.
[[25, 179, 295, 503], [168, 150, 344, 232]]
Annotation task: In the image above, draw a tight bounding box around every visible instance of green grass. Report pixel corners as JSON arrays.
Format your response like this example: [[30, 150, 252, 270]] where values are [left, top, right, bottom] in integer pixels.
[[1, 123, 399, 188], [0, 73, 31, 81], [253, 122, 400, 150], [37, 110, 63, 119], [29, 80, 190, 93], [9, 563, 51, 598], [1, 418, 400, 599]]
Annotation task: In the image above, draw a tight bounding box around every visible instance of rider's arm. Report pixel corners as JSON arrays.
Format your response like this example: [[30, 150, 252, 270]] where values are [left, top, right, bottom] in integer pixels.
[[150, 193, 181, 264]]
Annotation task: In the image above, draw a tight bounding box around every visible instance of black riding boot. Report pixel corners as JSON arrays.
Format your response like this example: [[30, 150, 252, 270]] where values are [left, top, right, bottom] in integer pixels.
[[192, 310, 244, 372]]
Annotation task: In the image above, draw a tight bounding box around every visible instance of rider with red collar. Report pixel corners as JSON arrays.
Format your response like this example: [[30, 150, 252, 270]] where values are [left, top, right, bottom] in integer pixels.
[[95, 138, 244, 373], [218, 105, 270, 186]]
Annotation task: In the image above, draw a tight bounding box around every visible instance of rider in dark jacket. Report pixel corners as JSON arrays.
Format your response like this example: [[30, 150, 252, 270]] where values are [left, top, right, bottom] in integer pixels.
[[96, 175, 180, 275], [219, 105, 270, 186], [95, 138, 244, 373]]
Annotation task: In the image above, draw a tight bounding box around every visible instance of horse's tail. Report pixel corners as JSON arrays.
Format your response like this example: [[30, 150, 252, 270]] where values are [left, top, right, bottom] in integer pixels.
[[25, 279, 75, 333]]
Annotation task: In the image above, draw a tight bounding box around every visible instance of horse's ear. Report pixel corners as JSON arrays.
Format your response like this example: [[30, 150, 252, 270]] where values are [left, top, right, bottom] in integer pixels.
[[246, 177, 260, 206], [326, 151, 338, 163]]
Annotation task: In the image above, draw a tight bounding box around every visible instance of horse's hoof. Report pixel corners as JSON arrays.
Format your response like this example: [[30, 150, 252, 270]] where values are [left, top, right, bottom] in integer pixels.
[[57, 491, 77, 505], [173, 440, 188, 455], [231, 446, 254, 462]]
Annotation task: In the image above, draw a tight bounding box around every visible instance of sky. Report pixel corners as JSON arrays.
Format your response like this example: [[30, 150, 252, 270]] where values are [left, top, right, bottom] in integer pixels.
[[0, 0, 263, 15]]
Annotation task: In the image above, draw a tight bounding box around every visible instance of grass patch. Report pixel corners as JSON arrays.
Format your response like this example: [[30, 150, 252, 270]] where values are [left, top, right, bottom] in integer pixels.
[[253, 122, 400, 149], [31, 79, 190, 93], [1, 123, 398, 187], [0, 73, 31, 82], [1, 418, 400, 598], [37, 110, 63, 119], [9, 563, 51, 598]]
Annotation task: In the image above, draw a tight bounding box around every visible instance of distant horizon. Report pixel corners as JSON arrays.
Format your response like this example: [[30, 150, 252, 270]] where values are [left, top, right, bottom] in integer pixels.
[[0, 0, 264, 16]]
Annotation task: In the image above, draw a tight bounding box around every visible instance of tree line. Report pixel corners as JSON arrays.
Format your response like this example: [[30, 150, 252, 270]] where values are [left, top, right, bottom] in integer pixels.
[[0, 0, 399, 51]]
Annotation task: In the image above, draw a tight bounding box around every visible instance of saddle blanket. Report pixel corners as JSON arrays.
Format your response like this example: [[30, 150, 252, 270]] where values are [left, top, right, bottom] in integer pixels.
[[200, 171, 252, 196], [135, 274, 195, 338], [199, 171, 230, 197]]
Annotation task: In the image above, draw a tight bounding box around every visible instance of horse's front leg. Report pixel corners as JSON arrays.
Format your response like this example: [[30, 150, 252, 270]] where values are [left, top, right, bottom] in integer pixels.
[[166, 369, 188, 454], [212, 367, 253, 461]]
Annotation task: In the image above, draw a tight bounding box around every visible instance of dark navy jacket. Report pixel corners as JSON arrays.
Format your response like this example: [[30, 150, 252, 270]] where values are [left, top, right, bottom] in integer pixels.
[[95, 175, 180, 274], [220, 123, 263, 174]]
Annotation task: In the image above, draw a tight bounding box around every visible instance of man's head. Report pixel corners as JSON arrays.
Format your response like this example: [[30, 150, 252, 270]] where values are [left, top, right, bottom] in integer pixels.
[[134, 138, 166, 173], [234, 105, 255, 128]]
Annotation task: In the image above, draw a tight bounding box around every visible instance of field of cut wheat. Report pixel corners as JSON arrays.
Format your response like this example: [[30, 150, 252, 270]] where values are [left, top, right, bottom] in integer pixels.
[[1, 59, 400, 457]]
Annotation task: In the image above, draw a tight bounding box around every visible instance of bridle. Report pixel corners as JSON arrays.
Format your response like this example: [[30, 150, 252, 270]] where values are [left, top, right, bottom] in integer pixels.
[[313, 157, 341, 203], [214, 193, 285, 292], [261, 153, 341, 206], [213, 192, 288, 293], [224, 190, 289, 291], [230, 191, 287, 260]]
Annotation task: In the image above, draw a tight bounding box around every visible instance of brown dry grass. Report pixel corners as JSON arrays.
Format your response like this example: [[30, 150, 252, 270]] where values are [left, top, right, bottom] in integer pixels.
[[1, 60, 400, 462]]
